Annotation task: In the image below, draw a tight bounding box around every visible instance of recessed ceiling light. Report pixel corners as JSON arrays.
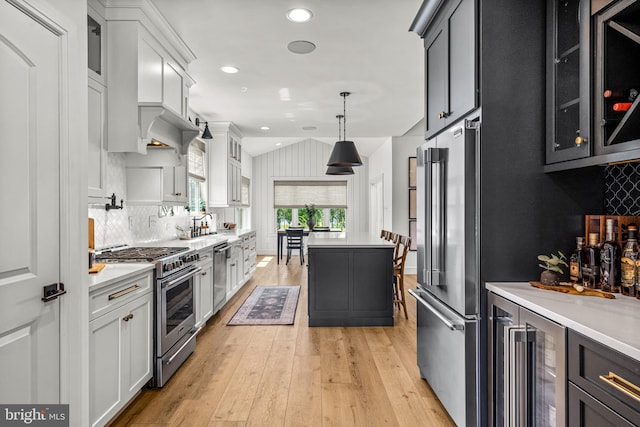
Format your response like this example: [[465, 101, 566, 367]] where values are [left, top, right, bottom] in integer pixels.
[[287, 8, 313, 23], [302, 126, 317, 131], [220, 66, 239, 74], [275, 143, 282, 146], [287, 40, 316, 55], [260, 126, 270, 130]]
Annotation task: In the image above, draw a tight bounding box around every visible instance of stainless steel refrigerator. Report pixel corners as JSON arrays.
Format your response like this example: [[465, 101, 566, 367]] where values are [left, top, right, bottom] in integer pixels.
[[409, 113, 481, 427]]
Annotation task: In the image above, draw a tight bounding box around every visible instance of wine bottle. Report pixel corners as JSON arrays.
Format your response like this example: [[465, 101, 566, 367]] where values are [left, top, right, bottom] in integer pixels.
[[600, 219, 620, 293], [612, 102, 633, 112], [581, 233, 601, 289], [603, 88, 638, 101], [621, 225, 638, 297], [569, 237, 584, 284]]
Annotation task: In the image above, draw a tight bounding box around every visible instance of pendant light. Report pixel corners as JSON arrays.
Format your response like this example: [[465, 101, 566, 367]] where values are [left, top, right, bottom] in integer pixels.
[[327, 92, 363, 167], [195, 118, 213, 139], [326, 115, 354, 175]]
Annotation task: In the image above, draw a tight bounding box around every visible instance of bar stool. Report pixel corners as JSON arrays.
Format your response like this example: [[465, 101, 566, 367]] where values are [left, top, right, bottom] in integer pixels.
[[380, 229, 391, 240], [393, 234, 411, 319]]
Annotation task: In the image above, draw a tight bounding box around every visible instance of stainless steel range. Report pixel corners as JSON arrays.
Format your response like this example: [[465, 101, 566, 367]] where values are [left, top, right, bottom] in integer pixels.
[[96, 245, 202, 387]]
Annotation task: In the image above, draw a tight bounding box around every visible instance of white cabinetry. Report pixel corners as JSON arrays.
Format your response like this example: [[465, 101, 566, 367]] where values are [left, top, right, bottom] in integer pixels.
[[89, 271, 153, 427], [194, 249, 214, 328], [88, 6, 107, 201], [125, 149, 188, 205], [88, 76, 107, 200], [105, 4, 198, 155], [242, 232, 257, 282], [208, 122, 243, 207], [226, 241, 244, 300]]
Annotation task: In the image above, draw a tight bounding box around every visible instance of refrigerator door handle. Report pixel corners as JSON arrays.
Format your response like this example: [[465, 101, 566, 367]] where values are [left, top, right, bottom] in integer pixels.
[[424, 147, 447, 286], [409, 289, 463, 331]]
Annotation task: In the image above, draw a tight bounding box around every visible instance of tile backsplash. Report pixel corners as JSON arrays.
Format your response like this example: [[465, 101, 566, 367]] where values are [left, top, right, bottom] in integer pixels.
[[89, 153, 199, 249], [604, 162, 640, 216]]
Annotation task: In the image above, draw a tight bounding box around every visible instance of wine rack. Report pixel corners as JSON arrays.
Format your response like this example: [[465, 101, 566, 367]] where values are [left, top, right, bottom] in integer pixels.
[[584, 215, 640, 247], [595, 0, 640, 154]]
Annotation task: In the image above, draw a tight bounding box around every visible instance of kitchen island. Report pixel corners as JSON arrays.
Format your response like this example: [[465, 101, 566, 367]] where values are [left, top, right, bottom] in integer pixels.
[[307, 232, 395, 326]]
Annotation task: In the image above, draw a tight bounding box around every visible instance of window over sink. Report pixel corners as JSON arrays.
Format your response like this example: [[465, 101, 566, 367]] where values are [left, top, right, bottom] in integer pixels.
[[188, 140, 207, 213]]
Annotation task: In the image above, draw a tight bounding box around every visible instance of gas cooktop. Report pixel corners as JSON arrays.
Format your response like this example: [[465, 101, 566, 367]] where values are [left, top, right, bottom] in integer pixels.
[[96, 246, 189, 263]]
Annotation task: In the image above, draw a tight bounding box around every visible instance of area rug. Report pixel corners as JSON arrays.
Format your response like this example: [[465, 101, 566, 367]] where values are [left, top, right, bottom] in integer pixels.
[[227, 286, 300, 325]]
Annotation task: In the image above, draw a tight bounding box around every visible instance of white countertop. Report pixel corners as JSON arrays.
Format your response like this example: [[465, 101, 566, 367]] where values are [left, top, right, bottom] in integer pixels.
[[307, 232, 395, 248], [88, 230, 257, 289], [88, 263, 155, 291], [486, 282, 640, 362]]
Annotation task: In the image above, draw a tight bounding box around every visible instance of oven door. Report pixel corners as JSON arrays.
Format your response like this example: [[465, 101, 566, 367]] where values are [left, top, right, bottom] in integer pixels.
[[157, 266, 200, 356]]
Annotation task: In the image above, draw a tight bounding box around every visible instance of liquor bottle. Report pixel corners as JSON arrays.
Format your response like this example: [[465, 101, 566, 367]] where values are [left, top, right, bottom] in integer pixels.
[[600, 219, 621, 293], [603, 87, 638, 101], [612, 102, 633, 112], [582, 233, 601, 289], [569, 237, 585, 284], [621, 225, 638, 297]]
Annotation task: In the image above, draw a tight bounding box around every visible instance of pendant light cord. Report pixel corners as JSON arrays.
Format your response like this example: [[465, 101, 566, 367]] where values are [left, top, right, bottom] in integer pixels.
[[343, 93, 347, 141]]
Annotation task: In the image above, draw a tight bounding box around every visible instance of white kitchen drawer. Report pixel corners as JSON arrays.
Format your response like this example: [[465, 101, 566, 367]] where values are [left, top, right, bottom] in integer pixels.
[[90, 272, 152, 321]]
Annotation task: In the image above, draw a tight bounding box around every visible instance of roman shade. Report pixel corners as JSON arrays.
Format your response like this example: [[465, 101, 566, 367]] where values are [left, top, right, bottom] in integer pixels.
[[274, 180, 347, 208]]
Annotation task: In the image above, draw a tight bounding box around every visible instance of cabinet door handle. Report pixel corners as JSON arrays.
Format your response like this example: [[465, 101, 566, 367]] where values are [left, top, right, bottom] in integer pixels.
[[438, 111, 449, 119], [175, 192, 182, 196], [109, 284, 140, 300], [122, 313, 134, 322], [574, 136, 587, 146], [201, 271, 207, 276], [599, 372, 640, 402]]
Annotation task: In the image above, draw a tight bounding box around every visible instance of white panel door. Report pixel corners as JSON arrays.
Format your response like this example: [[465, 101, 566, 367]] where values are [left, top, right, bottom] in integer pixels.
[[0, 0, 63, 403]]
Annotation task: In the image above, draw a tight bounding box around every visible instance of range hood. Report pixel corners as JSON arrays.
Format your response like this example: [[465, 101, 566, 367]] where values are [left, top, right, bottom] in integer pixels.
[[139, 103, 199, 155]]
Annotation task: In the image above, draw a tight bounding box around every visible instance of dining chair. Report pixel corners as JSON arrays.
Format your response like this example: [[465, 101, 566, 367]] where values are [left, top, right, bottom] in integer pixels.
[[393, 234, 411, 319], [286, 227, 305, 265]]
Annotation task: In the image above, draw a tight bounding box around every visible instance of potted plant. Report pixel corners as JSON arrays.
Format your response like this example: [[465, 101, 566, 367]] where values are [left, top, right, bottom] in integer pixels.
[[304, 203, 319, 230], [537, 251, 568, 286]]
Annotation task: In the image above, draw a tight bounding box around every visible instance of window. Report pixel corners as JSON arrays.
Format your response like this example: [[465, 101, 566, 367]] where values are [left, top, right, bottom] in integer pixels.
[[274, 180, 347, 230], [188, 141, 207, 213], [241, 176, 250, 206]]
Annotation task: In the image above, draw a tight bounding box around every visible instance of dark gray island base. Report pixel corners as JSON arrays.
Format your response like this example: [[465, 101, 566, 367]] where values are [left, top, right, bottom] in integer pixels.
[[307, 232, 395, 327]]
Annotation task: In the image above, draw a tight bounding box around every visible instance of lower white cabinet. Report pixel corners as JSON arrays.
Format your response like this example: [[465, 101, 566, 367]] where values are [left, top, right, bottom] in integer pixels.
[[226, 241, 244, 300], [194, 251, 214, 328], [242, 232, 257, 282], [89, 272, 153, 427]]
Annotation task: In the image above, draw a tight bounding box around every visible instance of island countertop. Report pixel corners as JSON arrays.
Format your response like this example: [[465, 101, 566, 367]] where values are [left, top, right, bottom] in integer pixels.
[[307, 232, 395, 248], [486, 282, 640, 362]]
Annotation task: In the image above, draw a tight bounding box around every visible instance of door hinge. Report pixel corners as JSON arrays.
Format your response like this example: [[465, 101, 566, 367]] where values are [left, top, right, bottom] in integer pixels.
[[42, 282, 66, 302]]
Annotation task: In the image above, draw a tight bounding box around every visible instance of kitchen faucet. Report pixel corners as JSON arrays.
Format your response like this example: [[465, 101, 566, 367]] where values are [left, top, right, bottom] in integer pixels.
[[192, 213, 213, 237]]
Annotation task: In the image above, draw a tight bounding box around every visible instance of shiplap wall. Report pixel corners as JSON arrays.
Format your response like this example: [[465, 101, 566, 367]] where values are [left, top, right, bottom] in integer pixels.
[[252, 138, 369, 255]]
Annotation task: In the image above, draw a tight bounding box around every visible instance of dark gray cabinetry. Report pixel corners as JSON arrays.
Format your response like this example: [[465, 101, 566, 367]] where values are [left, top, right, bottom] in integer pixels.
[[307, 247, 393, 327], [568, 330, 640, 426], [594, 0, 640, 156], [546, 0, 592, 164], [421, 0, 477, 138]]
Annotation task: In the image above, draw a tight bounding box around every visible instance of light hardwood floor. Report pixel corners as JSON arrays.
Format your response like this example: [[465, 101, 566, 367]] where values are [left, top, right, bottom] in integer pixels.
[[111, 255, 455, 427]]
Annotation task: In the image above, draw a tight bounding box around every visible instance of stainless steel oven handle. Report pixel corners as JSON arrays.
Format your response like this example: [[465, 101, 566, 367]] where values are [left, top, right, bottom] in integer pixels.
[[163, 267, 202, 289], [408, 289, 463, 331], [163, 327, 200, 365]]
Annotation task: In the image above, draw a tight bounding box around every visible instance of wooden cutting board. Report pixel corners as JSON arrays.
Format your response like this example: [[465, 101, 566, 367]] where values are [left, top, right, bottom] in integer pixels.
[[88, 217, 95, 249], [89, 263, 105, 274], [530, 281, 615, 299]]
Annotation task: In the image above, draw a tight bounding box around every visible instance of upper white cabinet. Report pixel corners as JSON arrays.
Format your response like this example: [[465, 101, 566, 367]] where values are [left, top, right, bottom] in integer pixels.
[[104, 1, 198, 155], [88, 4, 108, 201], [87, 79, 108, 200], [208, 122, 243, 207], [125, 148, 188, 205]]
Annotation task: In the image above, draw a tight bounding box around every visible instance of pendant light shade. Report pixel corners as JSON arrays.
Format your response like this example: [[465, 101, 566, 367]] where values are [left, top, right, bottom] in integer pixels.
[[195, 118, 213, 139], [327, 92, 363, 167], [326, 114, 354, 175]]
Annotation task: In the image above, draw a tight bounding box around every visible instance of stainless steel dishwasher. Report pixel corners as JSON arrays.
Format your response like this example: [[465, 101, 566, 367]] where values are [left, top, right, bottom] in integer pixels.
[[213, 241, 230, 313]]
